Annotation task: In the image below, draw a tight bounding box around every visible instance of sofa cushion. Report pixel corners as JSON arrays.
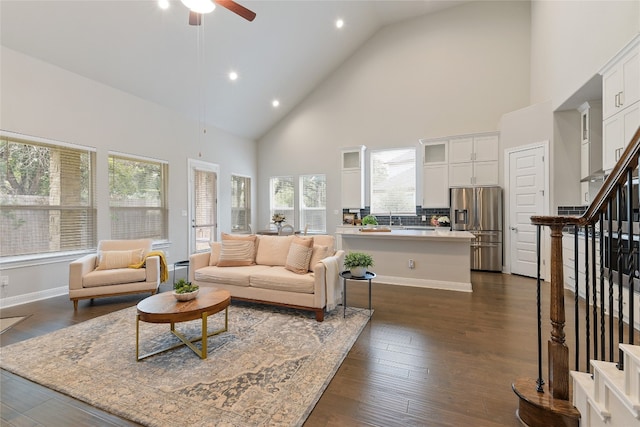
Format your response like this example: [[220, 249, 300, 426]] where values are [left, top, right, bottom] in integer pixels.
[[308, 245, 330, 271], [83, 267, 147, 287], [255, 235, 294, 266], [95, 249, 144, 270], [195, 265, 271, 287], [209, 242, 221, 266], [250, 266, 315, 294], [285, 236, 313, 274], [217, 240, 256, 267], [308, 235, 335, 253]]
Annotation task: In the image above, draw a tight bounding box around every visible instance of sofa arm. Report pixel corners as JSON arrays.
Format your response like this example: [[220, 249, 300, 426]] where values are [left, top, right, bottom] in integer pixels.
[[69, 253, 98, 290], [145, 255, 160, 285], [312, 249, 345, 309], [189, 252, 210, 282]]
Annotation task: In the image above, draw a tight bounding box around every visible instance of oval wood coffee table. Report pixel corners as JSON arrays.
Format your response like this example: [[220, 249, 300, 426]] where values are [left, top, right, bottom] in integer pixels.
[[136, 287, 231, 361]]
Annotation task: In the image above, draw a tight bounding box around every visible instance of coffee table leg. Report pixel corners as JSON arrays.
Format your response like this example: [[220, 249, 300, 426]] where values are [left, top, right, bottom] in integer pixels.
[[343, 277, 347, 318], [136, 314, 140, 361], [201, 312, 207, 359]]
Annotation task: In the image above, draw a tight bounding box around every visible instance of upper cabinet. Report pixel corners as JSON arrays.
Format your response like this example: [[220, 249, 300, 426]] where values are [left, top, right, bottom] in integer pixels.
[[449, 132, 500, 187], [341, 146, 366, 209], [600, 34, 640, 172], [420, 139, 449, 208]]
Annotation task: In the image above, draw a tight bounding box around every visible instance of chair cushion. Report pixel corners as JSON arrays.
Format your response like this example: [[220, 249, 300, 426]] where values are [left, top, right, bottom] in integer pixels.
[[83, 268, 147, 287], [195, 265, 271, 287], [255, 235, 293, 266], [250, 266, 315, 293], [95, 249, 144, 270], [285, 236, 313, 274]]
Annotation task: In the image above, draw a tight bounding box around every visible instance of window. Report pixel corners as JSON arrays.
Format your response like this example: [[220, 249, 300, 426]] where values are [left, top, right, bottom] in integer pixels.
[[231, 175, 251, 233], [0, 132, 96, 257], [109, 154, 168, 241], [269, 176, 294, 227], [370, 148, 416, 215], [300, 174, 326, 233]]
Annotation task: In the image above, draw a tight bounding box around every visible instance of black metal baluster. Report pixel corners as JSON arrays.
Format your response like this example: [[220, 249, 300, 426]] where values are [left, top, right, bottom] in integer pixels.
[[584, 225, 591, 372], [591, 225, 598, 362], [617, 185, 625, 369], [536, 224, 544, 392], [608, 200, 615, 362], [599, 213, 606, 361], [574, 226, 580, 371]]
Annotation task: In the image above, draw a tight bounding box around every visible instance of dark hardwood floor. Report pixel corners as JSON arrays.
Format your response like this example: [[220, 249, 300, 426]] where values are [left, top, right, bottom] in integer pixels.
[[0, 272, 577, 426]]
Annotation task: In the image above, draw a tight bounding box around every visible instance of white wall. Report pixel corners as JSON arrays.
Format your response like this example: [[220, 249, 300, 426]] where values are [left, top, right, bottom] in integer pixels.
[[257, 1, 532, 232], [530, 0, 640, 110], [0, 47, 257, 304]]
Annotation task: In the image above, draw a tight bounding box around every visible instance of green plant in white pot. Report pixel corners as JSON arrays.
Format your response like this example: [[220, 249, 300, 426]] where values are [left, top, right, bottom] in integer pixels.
[[344, 252, 374, 277], [361, 215, 378, 227]]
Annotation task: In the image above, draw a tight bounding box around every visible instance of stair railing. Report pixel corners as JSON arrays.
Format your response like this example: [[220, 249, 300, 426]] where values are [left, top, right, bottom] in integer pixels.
[[513, 126, 640, 427]]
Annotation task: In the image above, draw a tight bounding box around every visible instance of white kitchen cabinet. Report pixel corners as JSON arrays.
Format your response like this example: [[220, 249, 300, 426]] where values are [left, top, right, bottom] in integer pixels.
[[602, 101, 640, 171], [423, 164, 449, 207], [341, 146, 366, 209], [600, 34, 640, 172], [578, 101, 603, 180], [421, 139, 448, 165], [448, 132, 499, 187], [602, 38, 640, 120]]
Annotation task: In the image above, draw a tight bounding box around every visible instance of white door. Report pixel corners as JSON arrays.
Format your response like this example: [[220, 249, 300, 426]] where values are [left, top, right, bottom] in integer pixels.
[[188, 159, 219, 254], [508, 145, 545, 278]]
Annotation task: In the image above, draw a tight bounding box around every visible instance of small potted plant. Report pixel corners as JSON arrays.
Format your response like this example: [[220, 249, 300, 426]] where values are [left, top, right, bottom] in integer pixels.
[[361, 215, 378, 228], [173, 278, 199, 301], [344, 252, 374, 277]]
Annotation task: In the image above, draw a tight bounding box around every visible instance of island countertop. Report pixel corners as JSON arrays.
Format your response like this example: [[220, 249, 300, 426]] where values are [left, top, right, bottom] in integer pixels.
[[335, 228, 475, 241]]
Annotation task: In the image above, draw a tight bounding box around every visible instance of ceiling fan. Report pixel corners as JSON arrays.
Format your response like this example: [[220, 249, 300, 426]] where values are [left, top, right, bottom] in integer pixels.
[[181, 0, 256, 25]]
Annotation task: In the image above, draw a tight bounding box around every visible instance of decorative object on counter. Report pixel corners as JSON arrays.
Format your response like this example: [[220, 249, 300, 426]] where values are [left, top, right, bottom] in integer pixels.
[[431, 215, 439, 226], [437, 216, 451, 227], [173, 279, 199, 301], [272, 213, 286, 231], [343, 251, 374, 277], [343, 213, 355, 225], [362, 215, 378, 227]]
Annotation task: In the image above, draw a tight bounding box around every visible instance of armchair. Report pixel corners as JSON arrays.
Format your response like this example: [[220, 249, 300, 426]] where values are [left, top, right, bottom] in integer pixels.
[[69, 239, 160, 310]]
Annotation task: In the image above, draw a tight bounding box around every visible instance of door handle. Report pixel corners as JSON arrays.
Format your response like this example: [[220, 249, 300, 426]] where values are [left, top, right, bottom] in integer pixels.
[[510, 226, 518, 232]]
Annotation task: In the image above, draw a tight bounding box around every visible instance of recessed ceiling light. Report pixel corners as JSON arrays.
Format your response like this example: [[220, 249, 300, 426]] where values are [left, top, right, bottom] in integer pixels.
[[158, 0, 169, 9], [272, 100, 280, 108], [229, 71, 238, 81], [181, 0, 215, 14], [335, 19, 344, 29]]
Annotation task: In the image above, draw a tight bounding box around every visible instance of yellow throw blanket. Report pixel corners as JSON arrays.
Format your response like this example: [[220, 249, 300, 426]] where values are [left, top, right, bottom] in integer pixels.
[[129, 250, 169, 283]]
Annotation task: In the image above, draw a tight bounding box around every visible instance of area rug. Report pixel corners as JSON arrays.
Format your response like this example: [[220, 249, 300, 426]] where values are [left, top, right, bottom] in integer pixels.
[[0, 315, 29, 334], [0, 303, 370, 426]]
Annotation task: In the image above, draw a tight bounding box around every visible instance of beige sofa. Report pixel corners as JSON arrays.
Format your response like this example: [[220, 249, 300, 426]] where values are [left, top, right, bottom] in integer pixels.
[[189, 234, 344, 321], [69, 239, 161, 309]]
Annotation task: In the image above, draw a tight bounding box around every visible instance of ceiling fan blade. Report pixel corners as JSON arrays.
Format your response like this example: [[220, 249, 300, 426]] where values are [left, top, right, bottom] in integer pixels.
[[189, 10, 202, 26], [214, 0, 256, 22]]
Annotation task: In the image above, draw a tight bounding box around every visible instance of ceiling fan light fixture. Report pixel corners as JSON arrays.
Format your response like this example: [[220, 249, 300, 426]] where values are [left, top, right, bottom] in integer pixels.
[[181, 0, 215, 14]]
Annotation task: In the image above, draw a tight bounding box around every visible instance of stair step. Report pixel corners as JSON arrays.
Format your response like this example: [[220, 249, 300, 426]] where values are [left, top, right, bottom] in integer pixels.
[[592, 359, 640, 418], [570, 371, 611, 422]]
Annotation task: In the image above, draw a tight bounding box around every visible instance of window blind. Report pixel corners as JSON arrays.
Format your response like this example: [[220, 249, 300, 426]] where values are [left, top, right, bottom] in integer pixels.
[[0, 134, 96, 257], [109, 154, 168, 240], [300, 174, 326, 233], [370, 148, 416, 215], [231, 175, 251, 232], [269, 176, 294, 227]]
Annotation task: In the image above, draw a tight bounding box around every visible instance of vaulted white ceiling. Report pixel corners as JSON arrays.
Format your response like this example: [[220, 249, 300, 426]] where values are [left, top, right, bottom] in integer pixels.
[[1, 0, 468, 140]]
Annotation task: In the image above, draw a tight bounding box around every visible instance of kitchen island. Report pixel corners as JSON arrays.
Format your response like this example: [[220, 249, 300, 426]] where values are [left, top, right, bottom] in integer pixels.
[[335, 228, 475, 292]]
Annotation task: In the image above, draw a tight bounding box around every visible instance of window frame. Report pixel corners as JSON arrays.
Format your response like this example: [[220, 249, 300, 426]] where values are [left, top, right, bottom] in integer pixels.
[[0, 130, 97, 263], [269, 176, 295, 228], [231, 174, 251, 233], [369, 147, 417, 216], [299, 174, 327, 234], [108, 151, 169, 242]]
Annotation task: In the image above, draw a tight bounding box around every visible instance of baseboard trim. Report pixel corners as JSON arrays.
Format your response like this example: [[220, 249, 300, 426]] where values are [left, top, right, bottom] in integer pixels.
[[374, 275, 472, 292], [0, 286, 68, 309]]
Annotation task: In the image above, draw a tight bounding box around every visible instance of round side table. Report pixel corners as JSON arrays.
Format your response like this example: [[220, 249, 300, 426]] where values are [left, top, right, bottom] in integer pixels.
[[340, 270, 375, 318]]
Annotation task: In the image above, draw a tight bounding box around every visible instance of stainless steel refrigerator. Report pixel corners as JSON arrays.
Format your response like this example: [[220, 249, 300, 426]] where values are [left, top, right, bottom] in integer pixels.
[[450, 186, 503, 271]]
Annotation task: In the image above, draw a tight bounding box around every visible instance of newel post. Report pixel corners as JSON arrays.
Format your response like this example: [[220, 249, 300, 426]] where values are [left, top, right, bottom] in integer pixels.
[[546, 222, 569, 400]]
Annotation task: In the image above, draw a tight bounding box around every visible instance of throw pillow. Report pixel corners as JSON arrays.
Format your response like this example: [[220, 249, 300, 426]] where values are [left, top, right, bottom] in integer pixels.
[[308, 245, 330, 271], [217, 240, 256, 267], [285, 236, 314, 274], [96, 249, 144, 270], [255, 235, 294, 266], [209, 242, 221, 266]]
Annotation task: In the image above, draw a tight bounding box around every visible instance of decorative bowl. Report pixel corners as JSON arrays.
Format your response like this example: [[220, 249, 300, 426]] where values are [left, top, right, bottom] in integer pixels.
[[173, 289, 199, 301]]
